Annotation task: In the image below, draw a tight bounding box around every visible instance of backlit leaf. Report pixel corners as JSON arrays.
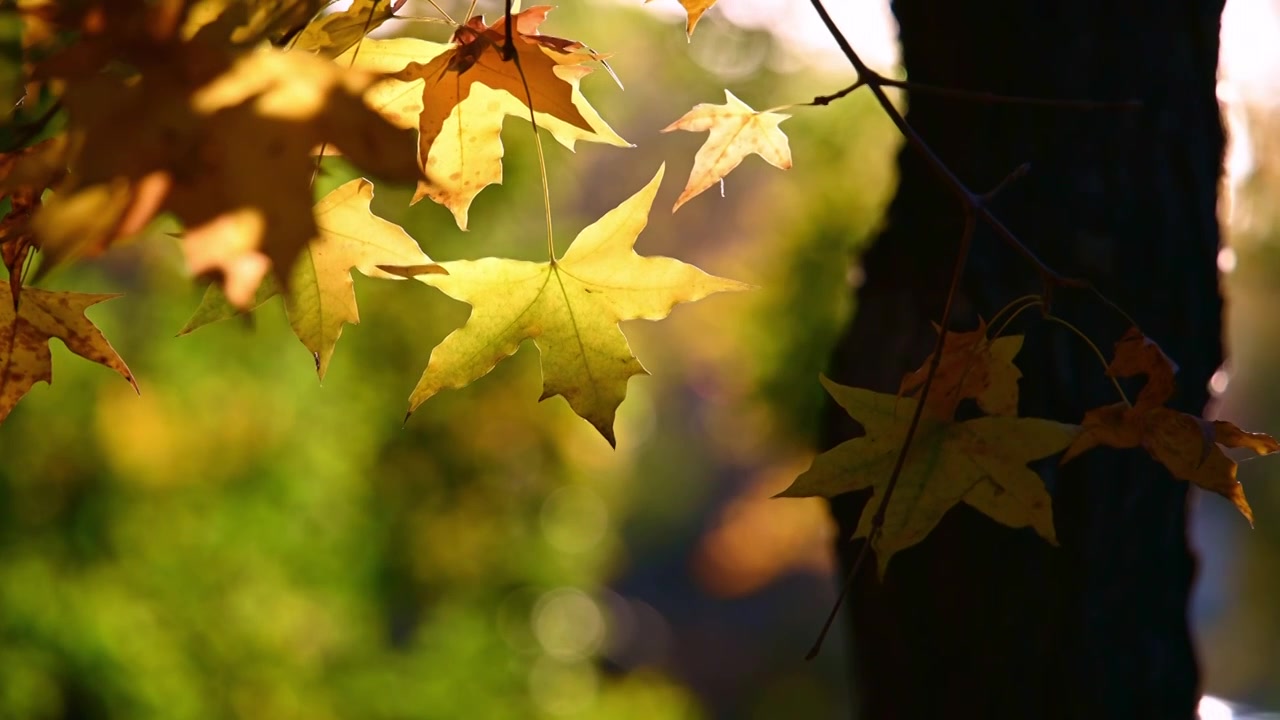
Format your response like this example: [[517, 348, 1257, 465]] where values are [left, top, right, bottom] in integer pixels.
[[389, 165, 748, 446]]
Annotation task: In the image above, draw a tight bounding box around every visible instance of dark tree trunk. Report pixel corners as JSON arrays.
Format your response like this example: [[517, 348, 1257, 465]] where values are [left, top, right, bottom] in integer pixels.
[[823, 1, 1226, 718]]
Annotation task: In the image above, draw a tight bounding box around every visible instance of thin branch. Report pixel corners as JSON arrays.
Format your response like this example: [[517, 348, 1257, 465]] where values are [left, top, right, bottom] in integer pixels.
[[807, 79, 866, 107], [808, 211, 977, 661], [807, 0, 1080, 293], [806, 78, 1139, 113], [881, 77, 1141, 111], [805, 526, 878, 660], [872, 212, 975, 529], [983, 162, 1031, 204]]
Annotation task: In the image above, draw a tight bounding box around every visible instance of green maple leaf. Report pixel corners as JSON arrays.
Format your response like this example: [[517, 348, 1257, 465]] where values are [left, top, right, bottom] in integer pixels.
[[391, 164, 749, 446], [779, 376, 1078, 576]]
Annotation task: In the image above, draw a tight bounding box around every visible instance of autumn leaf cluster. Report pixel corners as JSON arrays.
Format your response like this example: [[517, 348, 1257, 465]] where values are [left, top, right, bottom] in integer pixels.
[[2, 0, 1274, 580], [1, 0, 781, 442]]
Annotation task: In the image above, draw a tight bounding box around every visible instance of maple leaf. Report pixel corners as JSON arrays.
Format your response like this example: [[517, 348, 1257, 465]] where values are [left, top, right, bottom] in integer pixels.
[[899, 320, 1023, 419], [662, 90, 792, 213], [33, 45, 421, 307], [339, 14, 628, 228], [645, 0, 718, 37], [390, 6, 597, 152], [390, 164, 749, 446], [0, 283, 135, 424], [1061, 327, 1279, 524], [289, 0, 405, 58], [179, 178, 443, 379], [780, 377, 1078, 577]]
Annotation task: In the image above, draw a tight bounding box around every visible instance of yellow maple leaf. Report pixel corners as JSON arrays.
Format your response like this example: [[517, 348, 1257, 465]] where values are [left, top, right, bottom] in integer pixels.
[[0, 284, 136, 423], [391, 164, 749, 446], [1061, 327, 1279, 524], [663, 90, 792, 212], [339, 21, 628, 228], [178, 178, 443, 379], [34, 46, 421, 307], [779, 376, 1078, 577]]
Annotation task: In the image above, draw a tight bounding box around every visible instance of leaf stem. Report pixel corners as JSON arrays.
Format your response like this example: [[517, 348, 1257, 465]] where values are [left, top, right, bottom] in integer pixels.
[[990, 295, 1043, 338], [1042, 314, 1132, 407], [311, 0, 387, 187], [503, 2, 556, 260], [421, 0, 455, 24]]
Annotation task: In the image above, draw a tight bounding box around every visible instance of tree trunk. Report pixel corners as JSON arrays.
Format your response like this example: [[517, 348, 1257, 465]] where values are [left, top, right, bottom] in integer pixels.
[[823, 1, 1226, 717]]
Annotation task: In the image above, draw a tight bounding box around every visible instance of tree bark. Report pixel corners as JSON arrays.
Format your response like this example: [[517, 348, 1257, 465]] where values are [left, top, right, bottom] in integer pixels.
[[823, 1, 1226, 718]]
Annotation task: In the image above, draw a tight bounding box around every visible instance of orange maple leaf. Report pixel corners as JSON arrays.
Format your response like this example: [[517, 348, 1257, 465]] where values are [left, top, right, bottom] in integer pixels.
[[390, 6, 597, 161], [899, 320, 1023, 420], [645, 0, 718, 37], [1061, 327, 1278, 524]]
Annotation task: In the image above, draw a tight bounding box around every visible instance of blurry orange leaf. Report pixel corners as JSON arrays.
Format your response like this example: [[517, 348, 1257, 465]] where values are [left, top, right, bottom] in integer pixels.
[[1062, 327, 1276, 524], [387, 165, 749, 446], [899, 320, 1023, 419], [695, 458, 835, 597], [663, 90, 791, 212], [0, 284, 135, 424], [33, 46, 420, 307], [179, 178, 443, 379], [780, 376, 1077, 577], [646, 0, 717, 37]]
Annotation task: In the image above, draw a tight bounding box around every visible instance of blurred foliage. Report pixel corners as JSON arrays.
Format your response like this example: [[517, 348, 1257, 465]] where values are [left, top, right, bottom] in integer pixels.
[[0, 1, 897, 718]]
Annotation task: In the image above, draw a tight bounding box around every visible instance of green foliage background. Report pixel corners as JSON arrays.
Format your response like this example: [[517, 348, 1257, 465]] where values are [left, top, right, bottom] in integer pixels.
[[8, 1, 1278, 716], [0, 3, 896, 717]]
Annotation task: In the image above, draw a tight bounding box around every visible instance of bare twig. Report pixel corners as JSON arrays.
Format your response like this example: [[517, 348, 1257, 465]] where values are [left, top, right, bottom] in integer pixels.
[[883, 77, 1140, 111], [808, 77, 1140, 113], [807, 212, 977, 660], [807, 0, 1085, 293], [805, 526, 878, 660], [983, 162, 1032, 204]]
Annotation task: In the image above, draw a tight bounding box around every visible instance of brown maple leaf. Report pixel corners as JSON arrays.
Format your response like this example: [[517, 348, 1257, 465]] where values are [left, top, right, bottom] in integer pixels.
[[1061, 327, 1277, 524], [0, 283, 136, 423], [389, 6, 598, 160]]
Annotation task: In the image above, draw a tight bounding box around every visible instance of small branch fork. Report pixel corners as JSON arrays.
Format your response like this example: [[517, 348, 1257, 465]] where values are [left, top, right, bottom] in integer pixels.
[[802, 0, 1134, 658]]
